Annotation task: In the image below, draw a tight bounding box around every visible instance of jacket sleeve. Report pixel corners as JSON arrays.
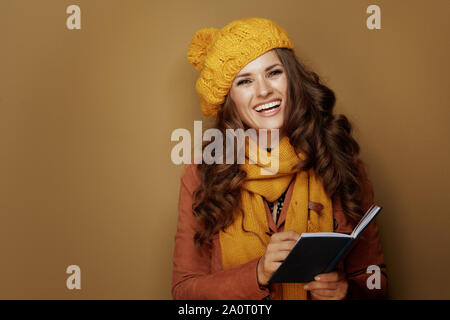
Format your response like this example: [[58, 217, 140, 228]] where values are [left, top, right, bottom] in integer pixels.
[[343, 161, 388, 299], [171, 164, 270, 300]]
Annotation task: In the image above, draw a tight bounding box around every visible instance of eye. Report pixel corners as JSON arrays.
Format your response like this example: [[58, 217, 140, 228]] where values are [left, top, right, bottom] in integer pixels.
[[269, 69, 283, 77], [237, 79, 251, 86]]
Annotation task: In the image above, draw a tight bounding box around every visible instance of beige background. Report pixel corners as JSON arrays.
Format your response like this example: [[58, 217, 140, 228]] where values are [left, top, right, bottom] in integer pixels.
[[1, 0, 449, 299]]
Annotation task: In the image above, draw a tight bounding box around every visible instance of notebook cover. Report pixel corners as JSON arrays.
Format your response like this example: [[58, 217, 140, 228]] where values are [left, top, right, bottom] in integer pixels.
[[268, 236, 351, 283]]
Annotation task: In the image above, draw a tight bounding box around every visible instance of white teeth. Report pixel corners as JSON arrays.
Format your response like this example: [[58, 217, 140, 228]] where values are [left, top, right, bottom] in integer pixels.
[[254, 100, 281, 112]]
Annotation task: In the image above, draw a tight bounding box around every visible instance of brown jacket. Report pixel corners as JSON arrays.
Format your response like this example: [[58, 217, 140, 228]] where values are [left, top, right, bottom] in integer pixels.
[[172, 163, 388, 299]]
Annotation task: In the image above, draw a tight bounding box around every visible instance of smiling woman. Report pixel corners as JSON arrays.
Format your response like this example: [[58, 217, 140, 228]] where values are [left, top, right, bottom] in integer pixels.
[[172, 17, 387, 300]]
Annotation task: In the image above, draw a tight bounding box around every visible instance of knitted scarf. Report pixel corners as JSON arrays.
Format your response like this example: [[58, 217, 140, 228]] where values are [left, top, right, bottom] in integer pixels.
[[219, 136, 333, 300]]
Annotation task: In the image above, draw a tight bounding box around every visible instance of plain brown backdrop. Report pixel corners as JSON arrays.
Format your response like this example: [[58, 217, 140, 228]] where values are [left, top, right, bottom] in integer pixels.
[[1, 0, 449, 299]]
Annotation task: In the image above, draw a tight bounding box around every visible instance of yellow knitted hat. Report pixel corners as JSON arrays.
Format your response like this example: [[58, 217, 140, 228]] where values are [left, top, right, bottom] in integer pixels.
[[187, 17, 295, 117]]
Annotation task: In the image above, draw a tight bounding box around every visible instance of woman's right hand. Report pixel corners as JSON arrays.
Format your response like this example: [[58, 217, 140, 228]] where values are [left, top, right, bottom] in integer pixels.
[[257, 230, 300, 287]]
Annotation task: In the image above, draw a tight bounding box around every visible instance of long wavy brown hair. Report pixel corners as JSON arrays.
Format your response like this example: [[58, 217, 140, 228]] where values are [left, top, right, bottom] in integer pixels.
[[192, 48, 364, 249]]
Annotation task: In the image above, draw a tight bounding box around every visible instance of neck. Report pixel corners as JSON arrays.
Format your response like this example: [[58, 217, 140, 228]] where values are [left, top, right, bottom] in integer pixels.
[[253, 129, 284, 150]]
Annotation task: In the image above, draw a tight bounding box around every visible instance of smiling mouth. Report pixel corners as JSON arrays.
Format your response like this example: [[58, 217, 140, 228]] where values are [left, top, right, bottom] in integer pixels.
[[254, 100, 282, 113]]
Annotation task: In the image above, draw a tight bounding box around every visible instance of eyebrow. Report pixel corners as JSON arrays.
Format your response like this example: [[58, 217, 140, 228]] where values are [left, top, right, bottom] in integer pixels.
[[235, 63, 282, 79]]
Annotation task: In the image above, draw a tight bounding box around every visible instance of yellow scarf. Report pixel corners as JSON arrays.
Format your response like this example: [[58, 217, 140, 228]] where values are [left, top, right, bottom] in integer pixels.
[[219, 136, 333, 300]]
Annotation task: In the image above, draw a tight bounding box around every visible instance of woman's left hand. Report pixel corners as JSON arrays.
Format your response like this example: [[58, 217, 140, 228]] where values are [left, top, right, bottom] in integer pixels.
[[303, 271, 348, 300]]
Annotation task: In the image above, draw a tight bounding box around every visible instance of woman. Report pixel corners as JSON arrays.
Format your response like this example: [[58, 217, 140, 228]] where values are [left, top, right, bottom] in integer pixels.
[[172, 17, 387, 300]]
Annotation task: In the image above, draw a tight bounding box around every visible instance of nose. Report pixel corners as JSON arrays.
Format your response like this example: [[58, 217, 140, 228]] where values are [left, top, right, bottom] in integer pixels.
[[255, 76, 273, 97]]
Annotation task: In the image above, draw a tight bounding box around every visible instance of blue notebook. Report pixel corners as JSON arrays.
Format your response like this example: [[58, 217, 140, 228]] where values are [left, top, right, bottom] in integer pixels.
[[268, 204, 383, 284]]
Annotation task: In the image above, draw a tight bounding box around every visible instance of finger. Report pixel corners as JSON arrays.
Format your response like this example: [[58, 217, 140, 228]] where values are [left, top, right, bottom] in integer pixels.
[[311, 288, 336, 297], [265, 250, 290, 263], [304, 280, 339, 291], [310, 289, 339, 300], [268, 240, 297, 252], [314, 271, 345, 282], [271, 230, 300, 242]]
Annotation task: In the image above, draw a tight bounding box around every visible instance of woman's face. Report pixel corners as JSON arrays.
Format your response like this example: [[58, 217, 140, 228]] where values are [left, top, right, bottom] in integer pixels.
[[229, 49, 287, 132]]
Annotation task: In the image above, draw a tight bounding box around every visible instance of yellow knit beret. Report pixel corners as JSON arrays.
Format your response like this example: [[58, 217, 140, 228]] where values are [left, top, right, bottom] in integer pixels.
[[187, 17, 295, 117]]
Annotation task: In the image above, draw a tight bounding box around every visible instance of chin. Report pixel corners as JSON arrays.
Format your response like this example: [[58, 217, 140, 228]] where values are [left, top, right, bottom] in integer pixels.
[[257, 118, 284, 131]]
